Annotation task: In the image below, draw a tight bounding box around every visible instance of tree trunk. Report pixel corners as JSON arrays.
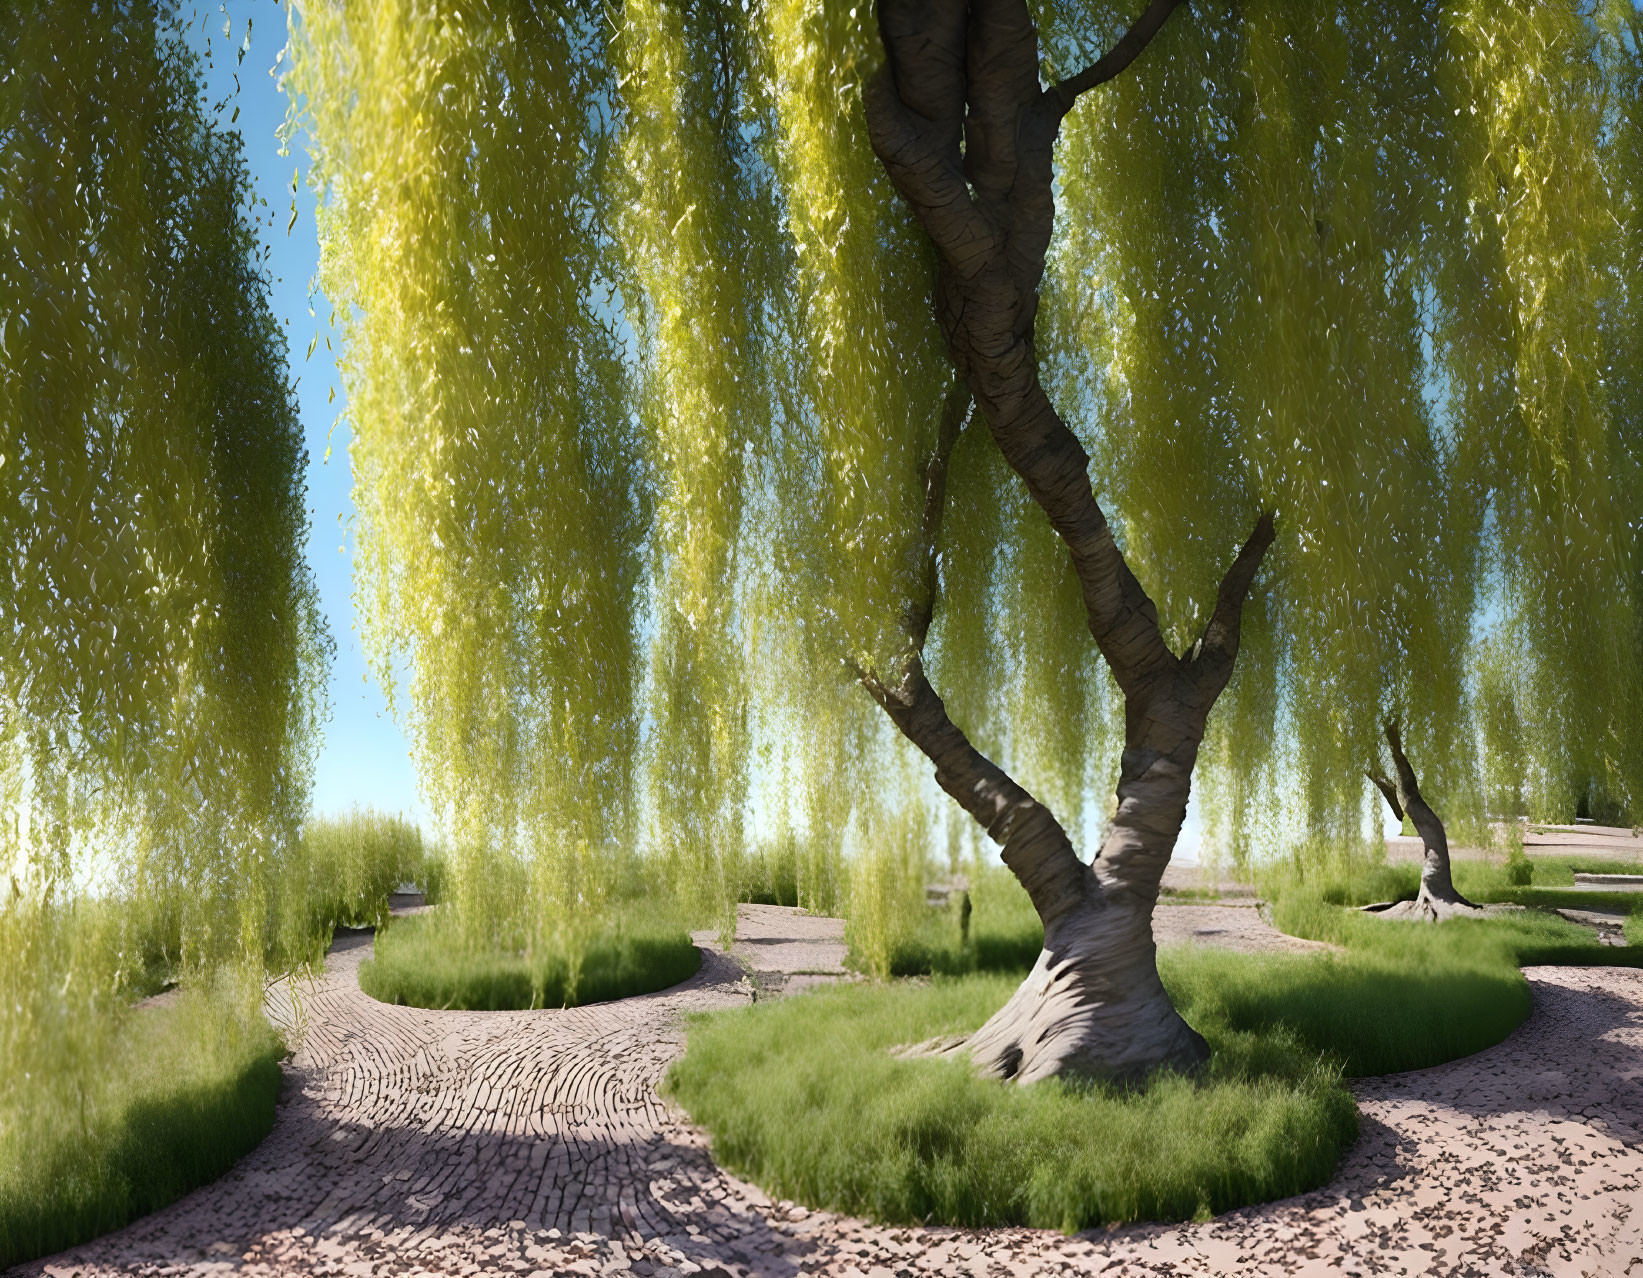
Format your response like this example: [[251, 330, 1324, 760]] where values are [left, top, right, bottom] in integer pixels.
[[856, 0, 1276, 1084], [918, 698, 1213, 1083], [1365, 721, 1484, 921]]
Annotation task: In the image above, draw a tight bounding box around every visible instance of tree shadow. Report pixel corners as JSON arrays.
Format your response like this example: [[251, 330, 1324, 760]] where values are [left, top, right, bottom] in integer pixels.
[[13, 944, 824, 1278]]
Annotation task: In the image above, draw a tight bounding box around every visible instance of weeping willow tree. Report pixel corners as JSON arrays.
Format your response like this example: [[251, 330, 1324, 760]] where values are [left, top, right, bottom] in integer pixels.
[[1040, 0, 1643, 911], [288, 0, 958, 952], [1038, 1, 1490, 920], [1, 0, 326, 1142], [288, 3, 650, 959], [293, 0, 1643, 1080], [1458, 3, 1643, 828]]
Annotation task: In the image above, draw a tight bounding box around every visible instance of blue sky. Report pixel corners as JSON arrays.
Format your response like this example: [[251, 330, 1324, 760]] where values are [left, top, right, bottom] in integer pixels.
[[186, 1, 424, 824]]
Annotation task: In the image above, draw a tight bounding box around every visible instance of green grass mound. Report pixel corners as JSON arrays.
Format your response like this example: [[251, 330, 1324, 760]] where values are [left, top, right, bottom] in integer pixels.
[[757, 854, 1643, 1231], [0, 988, 283, 1270], [668, 964, 1358, 1231], [677, 891, 1630, 1232], [1166, 940, 1529, 1076], [359, 908, 702, 1010]]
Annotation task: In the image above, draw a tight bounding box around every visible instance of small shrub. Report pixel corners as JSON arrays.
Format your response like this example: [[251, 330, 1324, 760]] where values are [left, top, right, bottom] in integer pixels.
[[359, 905, 701, 1010], [0, 979, 282, 1270]]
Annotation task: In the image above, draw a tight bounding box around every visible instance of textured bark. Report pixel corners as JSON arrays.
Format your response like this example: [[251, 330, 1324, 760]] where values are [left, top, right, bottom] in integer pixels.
[[859, 0, 1277, 1083], [1364, 721, 1485, 922]]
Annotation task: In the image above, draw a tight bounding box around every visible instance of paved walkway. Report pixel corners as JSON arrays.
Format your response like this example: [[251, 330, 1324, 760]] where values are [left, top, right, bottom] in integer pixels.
[[17, 906, 1643, 1278], [1389, 821, 1643, 866]]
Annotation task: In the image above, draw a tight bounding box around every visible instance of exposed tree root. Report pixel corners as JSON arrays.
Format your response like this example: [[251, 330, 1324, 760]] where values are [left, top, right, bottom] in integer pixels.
[[892, 906, 1209, 1086], [1360, 894, 1531, 923], [1361, 892, 1490, 922]]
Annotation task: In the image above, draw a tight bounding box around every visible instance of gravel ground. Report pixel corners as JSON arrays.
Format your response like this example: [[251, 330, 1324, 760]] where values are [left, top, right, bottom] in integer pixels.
[[16, 904, 1643, 1278]]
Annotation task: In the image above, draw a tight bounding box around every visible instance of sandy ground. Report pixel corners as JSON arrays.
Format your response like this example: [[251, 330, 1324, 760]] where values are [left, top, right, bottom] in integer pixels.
[[1387, 822, 1643, 865], [16, 901, 1643, 1278]]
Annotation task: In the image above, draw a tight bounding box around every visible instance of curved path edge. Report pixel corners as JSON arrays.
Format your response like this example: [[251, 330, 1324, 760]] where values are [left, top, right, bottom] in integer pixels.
[[15, 907, 1643, 1278]]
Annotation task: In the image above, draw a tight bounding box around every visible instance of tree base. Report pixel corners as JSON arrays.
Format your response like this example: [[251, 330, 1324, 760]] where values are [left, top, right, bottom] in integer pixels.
[[1360, 889, 1491, 923], [896, 907, 1209, 1086]]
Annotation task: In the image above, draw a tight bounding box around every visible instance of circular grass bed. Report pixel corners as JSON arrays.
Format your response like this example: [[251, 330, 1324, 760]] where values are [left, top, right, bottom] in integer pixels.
[[665, 929, 1561, 1233], [666, 962, 1360, 1232], [359, 908, 702, 1010]]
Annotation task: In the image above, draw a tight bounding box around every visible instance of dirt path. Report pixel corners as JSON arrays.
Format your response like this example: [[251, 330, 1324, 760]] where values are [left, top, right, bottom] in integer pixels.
[[17, 906, 1643, 1278]]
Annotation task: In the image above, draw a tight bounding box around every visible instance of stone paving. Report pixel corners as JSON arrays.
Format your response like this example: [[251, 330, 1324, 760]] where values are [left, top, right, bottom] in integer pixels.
[[16, 905, 1643, 1278]]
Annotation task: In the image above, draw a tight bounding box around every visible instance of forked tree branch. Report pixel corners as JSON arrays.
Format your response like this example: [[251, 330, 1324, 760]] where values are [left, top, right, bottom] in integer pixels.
[[1187, 510, 1277, 703], [1048, 0, 1189, 115], [852, 375, 1092, 927], [1376, 718, 1476, 910], [866, 0, 1202, 704], [1382, 720, 1422, 804], [854, 653, 1095, 925], [903, 381, 975, 651], [1372, 720, 1441, 844], [860, 0, 1255, 934], [1365, 768, 1404, 821]]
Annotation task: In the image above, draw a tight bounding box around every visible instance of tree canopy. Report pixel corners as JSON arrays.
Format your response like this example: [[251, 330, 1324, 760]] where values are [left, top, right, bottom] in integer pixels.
[[289, 0, 1643, 962], [1, 0, 327, 1103]]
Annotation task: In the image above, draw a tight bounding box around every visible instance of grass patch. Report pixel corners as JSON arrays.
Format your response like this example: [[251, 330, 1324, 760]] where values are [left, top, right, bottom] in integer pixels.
[[1483, 886, 1643, 915], [359, 907, 701, 1010], [667, 965, 1357, 1231], [857, 866, 1042, 977], [681, 851, 1643, 1233], [1515, 855, 1643, 883], [0, 984, 282, 1270], [1266, 854, 1643, 948], [669, 907, 1587, 1232], [1184, 918, 1536, 1075]]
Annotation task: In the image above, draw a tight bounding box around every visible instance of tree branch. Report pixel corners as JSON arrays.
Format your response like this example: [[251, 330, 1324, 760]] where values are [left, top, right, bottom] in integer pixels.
[[1382, 720, 1424, 808], [1365, 769, 1404, 822], [853, 654, 1095, 925], [865, 0, 995, 272], [902, 381, 974, 650], [1048, 0, 1188, 115], [853, 378, 1092, 926], [1380, 720, 1439, 838], [1187, 510, 1277, 704], [1379, 719, 1475, 908], [867, 0, 1183, 703]]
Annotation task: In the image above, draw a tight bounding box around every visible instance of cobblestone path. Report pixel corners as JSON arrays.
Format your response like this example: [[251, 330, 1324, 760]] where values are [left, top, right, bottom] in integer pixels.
[[17, 907, 1643, 1278]]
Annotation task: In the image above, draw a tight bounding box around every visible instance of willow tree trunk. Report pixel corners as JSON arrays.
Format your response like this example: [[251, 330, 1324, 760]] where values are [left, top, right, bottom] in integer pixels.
[[958, 692, 1214, 1082], [859, 0, 1275, 1085], [1365, 721, 1484, 921]]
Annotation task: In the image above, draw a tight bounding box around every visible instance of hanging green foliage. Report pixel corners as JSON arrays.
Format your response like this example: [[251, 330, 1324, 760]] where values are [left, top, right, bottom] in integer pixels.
[[288, 0, 646, 951], [1043, 0, 1643, 861], [293, 0, 1643, 966], [1450, 1, 1643, 822], [0, 0, 326, 1217]]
